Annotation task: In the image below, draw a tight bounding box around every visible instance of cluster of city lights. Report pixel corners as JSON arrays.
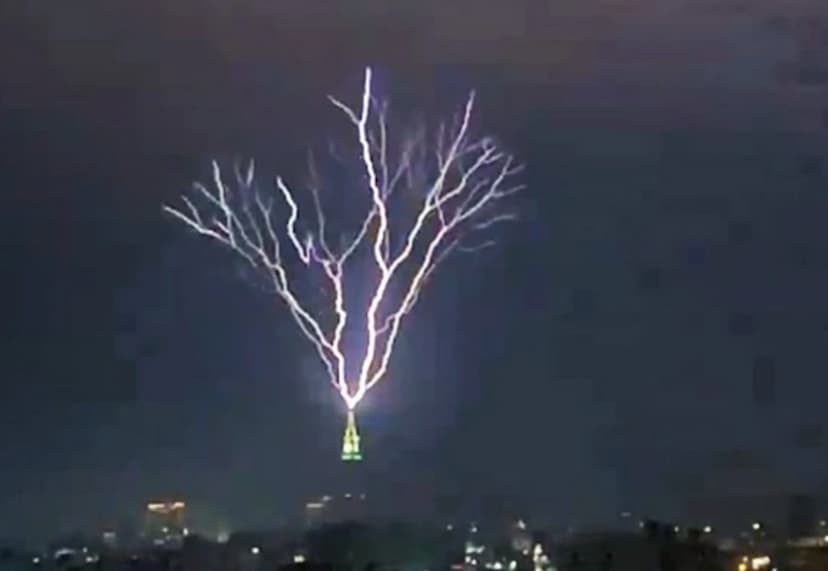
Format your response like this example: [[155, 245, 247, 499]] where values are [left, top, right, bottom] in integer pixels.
[[459, 520, 554, 571], [737, 554, 772, 571]]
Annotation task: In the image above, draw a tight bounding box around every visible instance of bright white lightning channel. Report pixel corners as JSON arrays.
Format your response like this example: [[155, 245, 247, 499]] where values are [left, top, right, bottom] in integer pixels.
[[164, 67, 523, 413]]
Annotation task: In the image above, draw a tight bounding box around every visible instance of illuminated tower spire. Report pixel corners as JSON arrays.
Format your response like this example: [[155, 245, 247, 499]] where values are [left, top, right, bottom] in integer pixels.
[[341, 410, 362, 461]]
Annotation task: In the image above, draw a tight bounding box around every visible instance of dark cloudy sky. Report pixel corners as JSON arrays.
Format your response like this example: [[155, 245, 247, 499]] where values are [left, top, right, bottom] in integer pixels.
[[2, 0, 828, 543]]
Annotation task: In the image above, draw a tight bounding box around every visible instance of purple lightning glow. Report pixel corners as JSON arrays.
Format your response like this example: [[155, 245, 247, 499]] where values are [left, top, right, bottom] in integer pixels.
[[164, 68, 523, 411]]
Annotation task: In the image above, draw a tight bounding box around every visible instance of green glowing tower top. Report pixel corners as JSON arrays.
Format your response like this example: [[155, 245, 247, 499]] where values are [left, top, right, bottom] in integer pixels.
[[341, 410, 362, 462]]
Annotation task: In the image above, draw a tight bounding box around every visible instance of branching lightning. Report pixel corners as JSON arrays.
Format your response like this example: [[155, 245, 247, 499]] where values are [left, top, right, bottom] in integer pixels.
[[164, 67, 523, 412]]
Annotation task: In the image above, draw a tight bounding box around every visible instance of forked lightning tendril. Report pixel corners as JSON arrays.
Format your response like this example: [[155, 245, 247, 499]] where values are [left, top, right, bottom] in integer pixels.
[[164, 68, 523, 410]]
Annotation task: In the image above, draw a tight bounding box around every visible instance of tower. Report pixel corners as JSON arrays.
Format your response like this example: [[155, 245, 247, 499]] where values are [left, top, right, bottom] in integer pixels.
[[341, 410, 362, 461]]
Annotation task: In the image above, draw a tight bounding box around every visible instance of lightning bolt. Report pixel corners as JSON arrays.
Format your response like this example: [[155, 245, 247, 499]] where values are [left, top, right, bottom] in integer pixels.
[[164, 67, 523, 412]]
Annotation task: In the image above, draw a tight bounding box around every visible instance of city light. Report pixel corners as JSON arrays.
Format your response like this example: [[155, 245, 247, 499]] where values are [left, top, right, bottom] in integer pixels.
[[54, 548, 75, 559], [532, 544, 549, 571], [752, 522, 762, 531], [294, 554, 307, 563], [703, 525, 713, 534], [750, 555, 771, 570], [251, 546, 260, 555], [147, 501, 186, 513], [465, 541, 485, 555]]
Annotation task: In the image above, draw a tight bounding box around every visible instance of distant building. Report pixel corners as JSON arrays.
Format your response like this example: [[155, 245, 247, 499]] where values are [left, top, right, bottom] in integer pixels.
[[509, 519, 532, 555], [556, 529, 721, 571], [788, 494, 819, 539], [101, 529, 117, 549], [145, 500, 187, 547], [304, 493, 367, 528], [556, 532, 657, 571]]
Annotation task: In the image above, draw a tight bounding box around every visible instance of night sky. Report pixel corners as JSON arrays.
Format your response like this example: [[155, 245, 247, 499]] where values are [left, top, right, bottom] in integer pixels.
[[2, 0, 828, 543]]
